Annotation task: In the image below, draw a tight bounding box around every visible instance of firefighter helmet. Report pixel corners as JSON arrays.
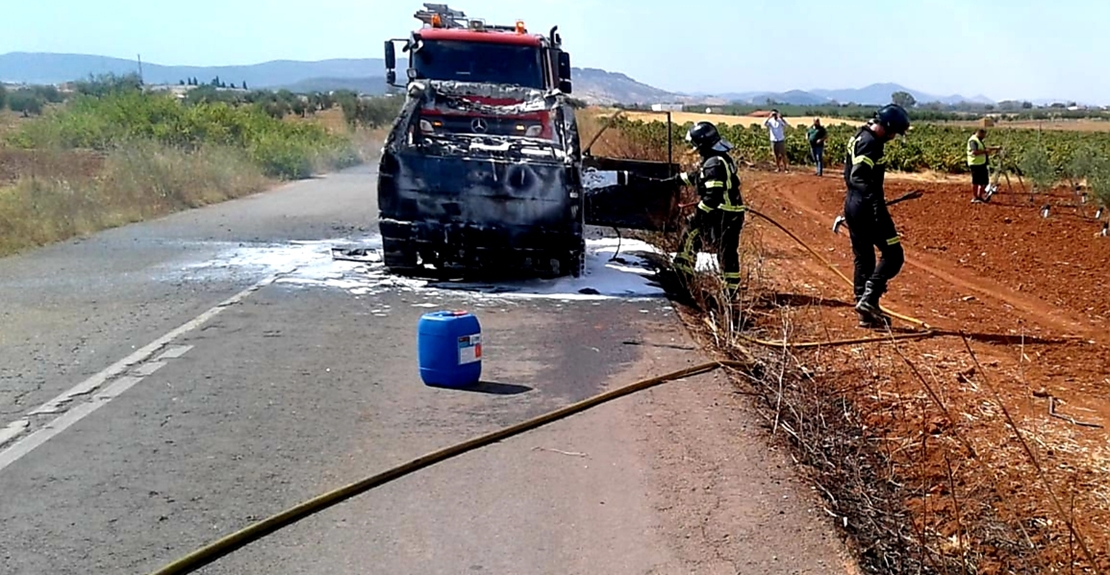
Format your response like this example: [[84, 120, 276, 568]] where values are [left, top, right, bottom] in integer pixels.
[[685, 121, 732, 152], [874, 104, 911, 136]]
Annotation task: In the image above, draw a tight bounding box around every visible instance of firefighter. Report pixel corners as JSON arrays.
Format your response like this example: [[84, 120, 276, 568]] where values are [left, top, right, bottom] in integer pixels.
[[844, 104, 912, 328], [670, 121, 746, 298]]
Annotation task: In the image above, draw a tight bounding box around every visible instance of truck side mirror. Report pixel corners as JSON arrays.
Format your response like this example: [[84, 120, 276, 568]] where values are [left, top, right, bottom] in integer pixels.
[[559, 79, 572, 94], [385, 41, 396, 71], [558, 52, 572, 81], [387, 70, 397, 85]]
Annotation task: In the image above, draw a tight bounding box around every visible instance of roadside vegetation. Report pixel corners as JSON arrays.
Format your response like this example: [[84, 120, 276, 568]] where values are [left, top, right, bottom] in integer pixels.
[[0, 73, 402, 256]]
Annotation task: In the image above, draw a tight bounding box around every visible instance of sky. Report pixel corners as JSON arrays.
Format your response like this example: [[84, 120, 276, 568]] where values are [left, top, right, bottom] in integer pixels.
[[2, 0, 1108, 104]]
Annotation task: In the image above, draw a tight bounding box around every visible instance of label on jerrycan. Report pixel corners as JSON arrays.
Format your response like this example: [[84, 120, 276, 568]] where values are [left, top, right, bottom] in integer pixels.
[[457, 334, 482, 365]]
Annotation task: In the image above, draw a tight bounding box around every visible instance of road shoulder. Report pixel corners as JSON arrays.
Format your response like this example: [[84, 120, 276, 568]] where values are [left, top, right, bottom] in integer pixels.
[[624, 317, 860, 574]]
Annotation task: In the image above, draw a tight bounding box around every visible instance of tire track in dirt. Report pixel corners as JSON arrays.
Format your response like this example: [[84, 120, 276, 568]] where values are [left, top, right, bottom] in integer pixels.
[[734, 170, 1110, 572], [749, 175, 1098, 341]]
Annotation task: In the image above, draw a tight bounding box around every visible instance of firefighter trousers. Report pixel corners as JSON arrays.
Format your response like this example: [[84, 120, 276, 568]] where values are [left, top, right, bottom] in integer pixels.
[[673, 210, 745, 292], [844, 192, 904, 300]]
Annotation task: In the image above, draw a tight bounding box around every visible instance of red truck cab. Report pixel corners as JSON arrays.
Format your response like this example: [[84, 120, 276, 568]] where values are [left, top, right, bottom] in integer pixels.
[[384, 5, 572, 141]]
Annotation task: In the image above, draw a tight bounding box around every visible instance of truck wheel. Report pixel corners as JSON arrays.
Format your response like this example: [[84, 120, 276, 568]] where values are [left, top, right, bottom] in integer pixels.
[[382, 237, 419, 275], [565, 251, 584, 279]]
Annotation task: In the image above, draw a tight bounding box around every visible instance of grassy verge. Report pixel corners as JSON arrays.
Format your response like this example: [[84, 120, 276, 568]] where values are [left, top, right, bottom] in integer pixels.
[[0, 88, 383, 257], [6, 90, 362, 179], [0, 143, 268, 256]]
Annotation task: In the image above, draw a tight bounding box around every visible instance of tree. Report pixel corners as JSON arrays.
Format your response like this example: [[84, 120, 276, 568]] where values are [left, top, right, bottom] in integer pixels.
[[74, 73, 142, 97], [1022, 101, 1034, 109], [1066, 145, 1100, 189], [8, 90, 44, 116], [179, 79, 186, 85], [1088, 157, 1110, 210], [1019, 141, 1056, 200], [891, 91, 916, 108], [0, 84, 7, 110]]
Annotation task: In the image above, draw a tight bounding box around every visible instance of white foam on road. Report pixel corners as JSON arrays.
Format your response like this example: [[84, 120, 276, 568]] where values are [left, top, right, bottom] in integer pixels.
[[176, 236, 686, 302]]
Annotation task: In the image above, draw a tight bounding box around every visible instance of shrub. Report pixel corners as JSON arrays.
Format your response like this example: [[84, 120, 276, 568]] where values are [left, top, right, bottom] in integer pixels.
[[8, 90, 44, 117], [337, 93, 402, 129], [1019, 141, 1056, 194], [73, 73, 143, 97], [7, 90, 358, 179]]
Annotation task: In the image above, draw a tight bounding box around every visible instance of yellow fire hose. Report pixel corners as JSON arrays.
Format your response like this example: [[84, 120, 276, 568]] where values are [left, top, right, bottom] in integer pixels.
[[736, 208, 935, 348], [148, 360, 741, 575], [148, 209, 938, 574]]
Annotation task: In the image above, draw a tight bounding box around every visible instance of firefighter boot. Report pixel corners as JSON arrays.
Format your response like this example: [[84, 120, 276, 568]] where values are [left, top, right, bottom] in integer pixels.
[[855, 280, 891, 328], [853, 288, 872, 328]]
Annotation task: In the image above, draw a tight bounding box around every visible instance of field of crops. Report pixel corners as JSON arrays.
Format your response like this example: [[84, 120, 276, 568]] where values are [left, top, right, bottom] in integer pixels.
[[608, 116, 1110, 173], [600, 115, 1110, 207]]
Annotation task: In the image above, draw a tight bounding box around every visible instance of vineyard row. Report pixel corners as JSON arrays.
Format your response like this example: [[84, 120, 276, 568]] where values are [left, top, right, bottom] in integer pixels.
[[604, 117, 1110, 176]]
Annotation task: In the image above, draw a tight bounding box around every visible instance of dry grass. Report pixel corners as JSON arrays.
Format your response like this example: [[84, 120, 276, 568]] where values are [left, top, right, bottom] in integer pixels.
[[287, 108, 388, 163], [286, 107, 349, 135], [578, 110, 699, 166], [0, 142, 269, 256], [0, 110, 25, 138], [0, 103, 386, 258]]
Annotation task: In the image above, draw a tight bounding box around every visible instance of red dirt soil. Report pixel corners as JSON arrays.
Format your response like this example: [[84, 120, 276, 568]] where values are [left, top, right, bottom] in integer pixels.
[[738, 170, 1110, 573]]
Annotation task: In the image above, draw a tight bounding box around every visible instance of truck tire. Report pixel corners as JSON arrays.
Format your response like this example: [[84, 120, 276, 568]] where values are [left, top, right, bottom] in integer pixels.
[[382, 236, 419, 275]]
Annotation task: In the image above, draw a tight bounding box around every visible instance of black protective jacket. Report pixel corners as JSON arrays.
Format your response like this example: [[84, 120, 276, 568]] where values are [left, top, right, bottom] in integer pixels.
[[843, 126, 887, 212], [680, 153, 745, 214]]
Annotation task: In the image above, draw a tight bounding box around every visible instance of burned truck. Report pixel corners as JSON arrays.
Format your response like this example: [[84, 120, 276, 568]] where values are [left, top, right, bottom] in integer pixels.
[[377, 4, 680, 279]]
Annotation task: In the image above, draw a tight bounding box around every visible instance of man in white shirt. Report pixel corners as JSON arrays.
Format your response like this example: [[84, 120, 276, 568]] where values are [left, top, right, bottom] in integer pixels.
[[763, 109, 790, 172]]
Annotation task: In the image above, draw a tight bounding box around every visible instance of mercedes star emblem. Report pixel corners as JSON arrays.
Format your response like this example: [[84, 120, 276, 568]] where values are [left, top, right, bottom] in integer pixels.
[[471, 118, 488, 133]]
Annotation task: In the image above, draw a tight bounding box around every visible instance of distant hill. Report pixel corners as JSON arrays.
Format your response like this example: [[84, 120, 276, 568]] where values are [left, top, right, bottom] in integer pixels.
[[0, 52, 381, 90], [0, 52, 1003, 107], [569, 67, 675, 106], [707, 83, 995, 107], [809, 83, 993, 106], [0, 52, 680, 105]]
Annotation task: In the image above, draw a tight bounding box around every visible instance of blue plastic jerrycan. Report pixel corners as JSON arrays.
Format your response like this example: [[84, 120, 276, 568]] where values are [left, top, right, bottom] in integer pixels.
[[417, 310, 482, 388]]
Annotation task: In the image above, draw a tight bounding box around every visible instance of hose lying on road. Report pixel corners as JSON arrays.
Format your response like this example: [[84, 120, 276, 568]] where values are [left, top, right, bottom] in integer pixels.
[[149, 208, 936, 574], [734, 208, 936, 348], [149, 360, 745, 575]]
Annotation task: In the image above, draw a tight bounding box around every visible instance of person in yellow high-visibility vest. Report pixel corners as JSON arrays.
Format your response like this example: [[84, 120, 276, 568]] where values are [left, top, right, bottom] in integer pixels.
[[967, 128, 1001, 203]]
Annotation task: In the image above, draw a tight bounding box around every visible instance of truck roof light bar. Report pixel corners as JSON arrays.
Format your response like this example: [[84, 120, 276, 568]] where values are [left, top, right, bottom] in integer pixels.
[[415, 3, 525, 33]]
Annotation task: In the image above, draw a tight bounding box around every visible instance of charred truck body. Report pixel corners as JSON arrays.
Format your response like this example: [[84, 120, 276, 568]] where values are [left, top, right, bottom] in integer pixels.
[[379, 4, 679, 279]]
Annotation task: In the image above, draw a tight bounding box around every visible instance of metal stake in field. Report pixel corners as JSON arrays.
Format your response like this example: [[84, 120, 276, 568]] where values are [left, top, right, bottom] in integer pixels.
[[984, 146, 1024, 202]]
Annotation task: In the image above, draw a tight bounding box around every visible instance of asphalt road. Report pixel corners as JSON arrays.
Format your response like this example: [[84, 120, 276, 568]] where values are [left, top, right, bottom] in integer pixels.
[[0, 165, 856, 574]]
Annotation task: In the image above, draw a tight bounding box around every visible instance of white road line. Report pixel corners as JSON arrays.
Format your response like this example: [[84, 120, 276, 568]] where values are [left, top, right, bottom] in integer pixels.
[[0, 272, 288, 473], [0, 420, 29, 448], [155, 345, 194, 361], [131, 361, 167, 378]]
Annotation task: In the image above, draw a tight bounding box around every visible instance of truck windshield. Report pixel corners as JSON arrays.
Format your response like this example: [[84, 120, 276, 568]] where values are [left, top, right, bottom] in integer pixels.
[[413, 40, 545, 89]]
